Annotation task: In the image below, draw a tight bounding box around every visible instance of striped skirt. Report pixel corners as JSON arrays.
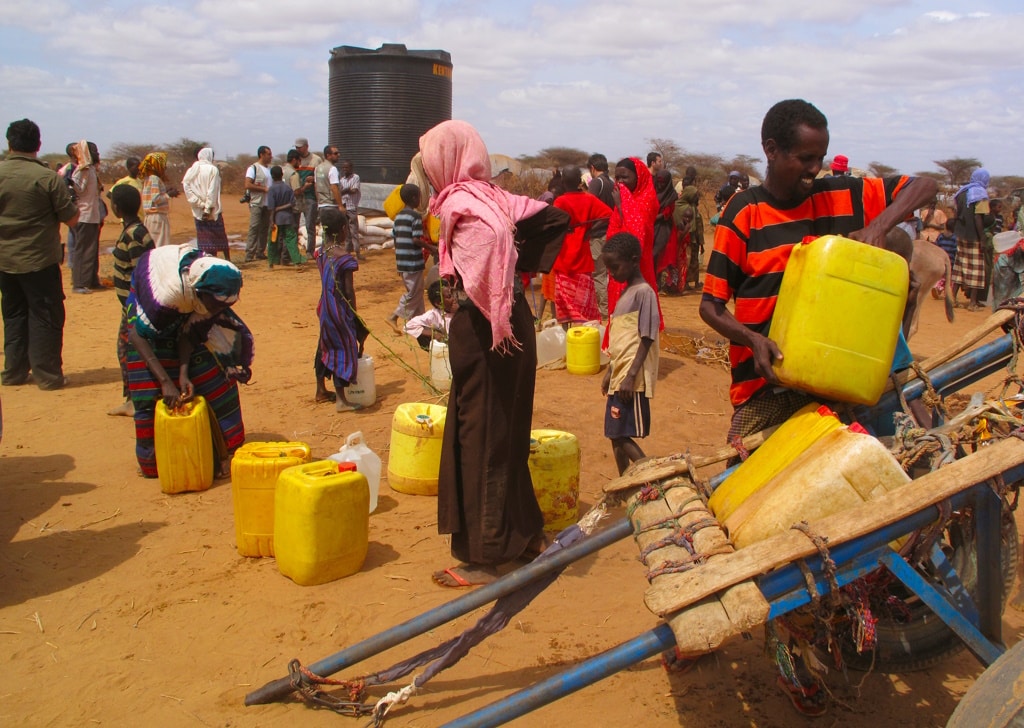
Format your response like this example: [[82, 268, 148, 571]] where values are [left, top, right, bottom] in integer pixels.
[[127, 339, 244, 477], [194, 215, 230, 255]]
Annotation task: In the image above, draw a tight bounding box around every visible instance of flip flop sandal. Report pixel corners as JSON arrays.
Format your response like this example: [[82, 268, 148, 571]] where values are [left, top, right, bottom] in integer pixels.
[[434, 567, 473, 588], [777, 676, 828, 717]]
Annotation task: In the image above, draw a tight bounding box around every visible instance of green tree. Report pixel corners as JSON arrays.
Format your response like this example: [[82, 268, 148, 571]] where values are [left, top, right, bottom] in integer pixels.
[[868, 162, 898, 178], [933, 157, 982, 186], [107, 142, 157, 162], [517, 147, 589, 169]]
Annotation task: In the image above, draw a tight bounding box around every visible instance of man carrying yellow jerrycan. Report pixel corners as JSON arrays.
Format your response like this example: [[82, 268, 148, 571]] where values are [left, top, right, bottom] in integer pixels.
[[695, 98, 937, 714]]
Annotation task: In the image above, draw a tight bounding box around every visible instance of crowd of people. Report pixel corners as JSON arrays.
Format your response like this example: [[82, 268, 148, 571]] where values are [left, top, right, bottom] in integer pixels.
[[2, 102, 1021, 713]]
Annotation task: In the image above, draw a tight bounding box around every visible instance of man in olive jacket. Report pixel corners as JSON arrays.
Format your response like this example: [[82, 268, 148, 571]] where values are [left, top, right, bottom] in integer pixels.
[[0, 119, 80, 390]]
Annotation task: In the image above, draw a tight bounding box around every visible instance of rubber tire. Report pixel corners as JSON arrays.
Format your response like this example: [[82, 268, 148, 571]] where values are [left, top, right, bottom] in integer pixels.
[[840, 508, 1018, 672], [946, 639, 1024, 727]]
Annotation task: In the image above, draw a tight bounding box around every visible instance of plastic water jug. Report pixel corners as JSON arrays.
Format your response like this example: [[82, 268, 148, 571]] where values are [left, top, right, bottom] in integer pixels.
[[724, 425, 910, 549], [274, 460, 369, 585], [708, 403, 840, 522], [536, 321, 566, 367], [230, 441, 311, 557], [528, 429, 580, 530], [387, 404, 447, 496], [565, 326, 601, 375], [328, 431, 381, 512], [430, 340, 452, 391], [154, 396, 214, 494], [768, 235, 908, 405], [343, 355, 376, 408]]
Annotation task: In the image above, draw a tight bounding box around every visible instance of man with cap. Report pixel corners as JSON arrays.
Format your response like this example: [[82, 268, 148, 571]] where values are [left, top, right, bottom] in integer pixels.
[[294, 137, 322, 256], [830, 154, 850, 177], [715, 171, 741, 212]]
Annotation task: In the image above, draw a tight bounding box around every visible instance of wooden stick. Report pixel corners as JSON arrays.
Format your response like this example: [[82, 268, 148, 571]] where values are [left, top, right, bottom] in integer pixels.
[[645, 435, 1024, 617], [603, 427, 775, 494]]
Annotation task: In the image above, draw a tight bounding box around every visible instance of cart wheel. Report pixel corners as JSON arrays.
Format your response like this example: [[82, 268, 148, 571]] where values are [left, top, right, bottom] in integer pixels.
[[840, 507, 1018, 672], [946, 638, 1024, 727]]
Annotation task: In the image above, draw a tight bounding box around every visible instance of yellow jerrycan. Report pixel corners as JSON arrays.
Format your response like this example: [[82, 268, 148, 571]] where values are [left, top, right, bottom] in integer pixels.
[[274, 460, 369, 586], [230, 441, 311, 557], [528, 429, 581, 530], [768, 235, 908, 405], [154, 396, 214, 494], [388, 404, 447, 496]]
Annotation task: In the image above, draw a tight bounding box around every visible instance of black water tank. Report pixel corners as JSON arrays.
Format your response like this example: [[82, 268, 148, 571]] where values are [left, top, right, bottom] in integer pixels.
[[328, 43, 452, 185]]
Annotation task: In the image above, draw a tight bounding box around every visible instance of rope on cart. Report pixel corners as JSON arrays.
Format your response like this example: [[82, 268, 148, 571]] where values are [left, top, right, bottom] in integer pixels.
[[685, 453, 713, 499], [286, 659, 373, 717], [910, 361, 949, 418]]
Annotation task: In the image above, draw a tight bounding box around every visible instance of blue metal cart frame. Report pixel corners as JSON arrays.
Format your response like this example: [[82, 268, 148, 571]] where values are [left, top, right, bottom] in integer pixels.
[[246, 331, 1022, 726]]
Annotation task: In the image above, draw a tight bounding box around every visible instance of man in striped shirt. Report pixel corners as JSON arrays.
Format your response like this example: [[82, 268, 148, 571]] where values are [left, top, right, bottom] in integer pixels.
[[699, 99, 937, 441]]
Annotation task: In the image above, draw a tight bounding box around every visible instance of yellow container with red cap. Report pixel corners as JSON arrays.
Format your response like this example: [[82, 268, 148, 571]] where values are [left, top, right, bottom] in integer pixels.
[[709, 402, 841, 522], [724, 423, 911, 549], [273, 460, 369, 585], [230, 441, 311, 557], [768, 235, 908, 405]]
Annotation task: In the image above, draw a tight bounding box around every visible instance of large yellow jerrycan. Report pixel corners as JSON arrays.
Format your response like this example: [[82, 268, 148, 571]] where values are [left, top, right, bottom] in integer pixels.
[[274, 461, 369, 586], [230, 441, 311, 557], [154, 396, 214, 494], [725, 424, 910, 549], [768, 235, 908, 405], [708, 403, 841, 522], [388, 404, 447, 496], [528, 430, 581, 530]]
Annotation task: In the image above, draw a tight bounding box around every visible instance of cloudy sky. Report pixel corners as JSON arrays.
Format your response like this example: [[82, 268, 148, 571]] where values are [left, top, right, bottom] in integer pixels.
[[3, 0, 1022, 177]]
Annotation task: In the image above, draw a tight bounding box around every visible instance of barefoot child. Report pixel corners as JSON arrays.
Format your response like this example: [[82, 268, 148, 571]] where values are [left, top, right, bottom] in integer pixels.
[[387, 184, 428, 332], [404, 279, 457, 350], [601, 232, 659, 475], [109, 185, 155, 416], [314, 224, 369, 410]]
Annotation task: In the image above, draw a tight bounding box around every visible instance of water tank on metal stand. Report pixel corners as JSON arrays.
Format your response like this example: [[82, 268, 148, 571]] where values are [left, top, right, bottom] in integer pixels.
[[328, 43, 453, 185]]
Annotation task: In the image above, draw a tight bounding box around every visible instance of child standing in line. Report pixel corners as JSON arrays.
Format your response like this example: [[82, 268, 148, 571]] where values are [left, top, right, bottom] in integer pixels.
[[265, 165, 305, 269], [109, 184, 155, 416], [387, 184, 428, 332], [404, 280, 458, 350], [314, 221, 369, 410], [601, 232, 660, 475]]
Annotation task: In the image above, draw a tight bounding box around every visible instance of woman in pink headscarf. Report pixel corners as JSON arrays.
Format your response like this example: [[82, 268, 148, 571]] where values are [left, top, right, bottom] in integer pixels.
[[606, 157, 663, 333], [419, 120, 568, 587]]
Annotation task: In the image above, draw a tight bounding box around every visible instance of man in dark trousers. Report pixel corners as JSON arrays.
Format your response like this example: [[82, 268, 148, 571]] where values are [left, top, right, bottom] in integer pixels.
[[0, 119, 80, 390]]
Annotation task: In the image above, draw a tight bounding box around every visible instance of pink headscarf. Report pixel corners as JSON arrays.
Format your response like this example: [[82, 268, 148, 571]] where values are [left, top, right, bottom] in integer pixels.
[[419, 120, 547, 351]]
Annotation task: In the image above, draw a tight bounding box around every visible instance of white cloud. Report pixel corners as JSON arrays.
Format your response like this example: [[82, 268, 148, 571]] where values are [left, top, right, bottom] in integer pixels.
[[2, 0, 1022, 175]]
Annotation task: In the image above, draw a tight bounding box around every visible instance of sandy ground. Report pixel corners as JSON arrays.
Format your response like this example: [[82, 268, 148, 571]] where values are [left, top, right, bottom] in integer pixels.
[[1, 199, 1022, 727]]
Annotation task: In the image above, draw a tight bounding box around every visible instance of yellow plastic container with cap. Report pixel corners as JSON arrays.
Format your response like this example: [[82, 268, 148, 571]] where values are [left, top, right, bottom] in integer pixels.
[[154, 396, 214, 494], [528, 429, 581, 530], [708, 403, 841, 522], [387, 403, 447, 496], [274, 460, 369, 585], [768, 235, 909, 405], [724, 424, 910, 549], [230, 441, 311, 557], [566, 326, 601, 375]]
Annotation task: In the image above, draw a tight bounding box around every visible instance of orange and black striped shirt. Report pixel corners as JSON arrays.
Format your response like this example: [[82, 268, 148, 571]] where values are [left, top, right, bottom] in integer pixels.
[[704, 174, 911, 407]]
